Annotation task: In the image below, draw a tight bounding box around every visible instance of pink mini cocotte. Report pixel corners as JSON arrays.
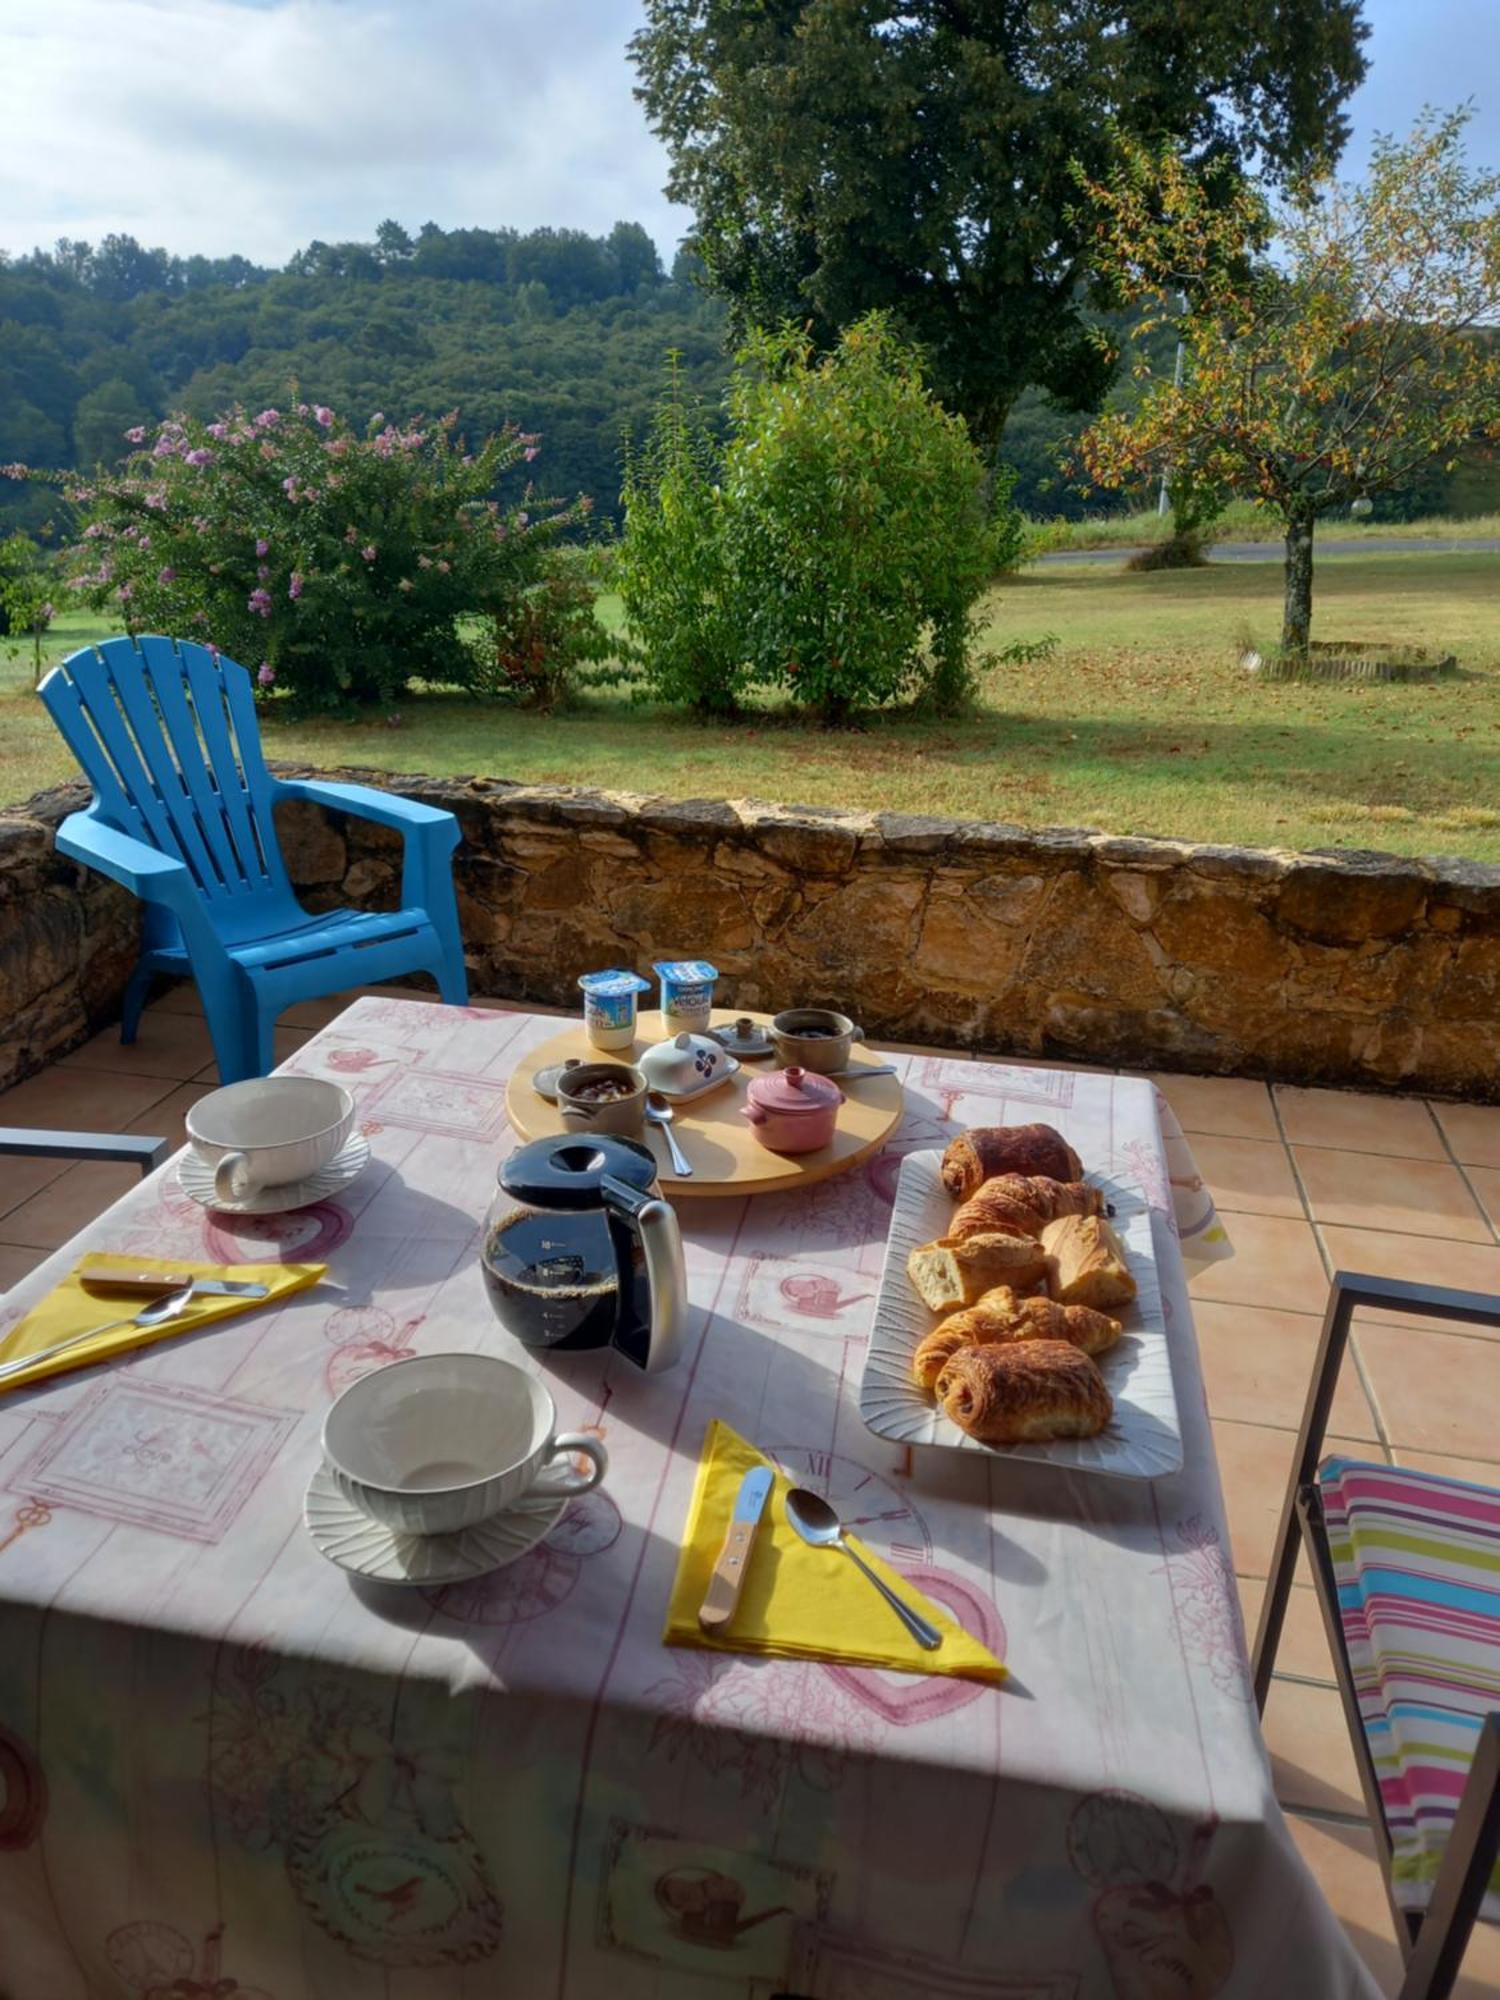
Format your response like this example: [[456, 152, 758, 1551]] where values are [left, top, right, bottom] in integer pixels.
[[741, 1066, 844, 1154]]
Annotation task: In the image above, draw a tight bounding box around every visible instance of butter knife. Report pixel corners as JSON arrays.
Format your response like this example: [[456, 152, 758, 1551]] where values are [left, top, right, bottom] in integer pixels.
[[698, 1465, 774, 1632], [81, 1267, 270, 1300]]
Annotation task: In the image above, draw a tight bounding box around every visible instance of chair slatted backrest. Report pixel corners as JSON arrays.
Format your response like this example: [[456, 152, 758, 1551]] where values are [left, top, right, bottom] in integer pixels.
[[40, 636, 303, 937]]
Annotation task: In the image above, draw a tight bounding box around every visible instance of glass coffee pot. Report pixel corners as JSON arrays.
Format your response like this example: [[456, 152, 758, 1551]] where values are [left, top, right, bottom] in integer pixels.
[[481, 1135, 686, 1372]]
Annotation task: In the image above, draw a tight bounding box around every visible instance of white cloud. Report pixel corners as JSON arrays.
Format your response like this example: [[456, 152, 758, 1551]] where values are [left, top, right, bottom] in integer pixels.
[[0, 0, 692, 265]]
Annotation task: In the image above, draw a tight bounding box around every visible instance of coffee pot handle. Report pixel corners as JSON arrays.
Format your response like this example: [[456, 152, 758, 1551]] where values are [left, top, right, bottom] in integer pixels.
[[635, 1198, 687, 1372]]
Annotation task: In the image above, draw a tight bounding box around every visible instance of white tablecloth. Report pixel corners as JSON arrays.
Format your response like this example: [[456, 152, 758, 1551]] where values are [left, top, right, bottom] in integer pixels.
[[0, 998, 1374, 1999]]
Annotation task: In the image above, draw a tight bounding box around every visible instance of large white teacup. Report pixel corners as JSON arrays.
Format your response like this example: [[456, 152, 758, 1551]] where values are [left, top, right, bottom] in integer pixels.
[[186, 1076, 356, 1205], [321, 1352, 607, 1537]]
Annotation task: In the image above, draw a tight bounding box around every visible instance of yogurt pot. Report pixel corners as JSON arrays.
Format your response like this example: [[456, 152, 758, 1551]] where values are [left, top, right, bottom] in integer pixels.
[[653, 960, 718, 1036], [578, 970, 651, 1051]]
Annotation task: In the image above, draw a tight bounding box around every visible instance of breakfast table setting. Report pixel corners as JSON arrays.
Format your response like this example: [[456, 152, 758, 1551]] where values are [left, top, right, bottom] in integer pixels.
[[0, 967, 1380, 2000]]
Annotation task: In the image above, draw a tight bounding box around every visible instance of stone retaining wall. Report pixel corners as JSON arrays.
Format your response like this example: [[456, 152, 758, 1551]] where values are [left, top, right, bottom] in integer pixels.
[[6, 770, 1500, 1099]]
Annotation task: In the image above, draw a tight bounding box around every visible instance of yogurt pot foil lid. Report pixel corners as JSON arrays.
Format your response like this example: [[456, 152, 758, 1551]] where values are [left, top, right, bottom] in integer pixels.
[[578, 970, 651, 997], [653, 960, 719, 986]]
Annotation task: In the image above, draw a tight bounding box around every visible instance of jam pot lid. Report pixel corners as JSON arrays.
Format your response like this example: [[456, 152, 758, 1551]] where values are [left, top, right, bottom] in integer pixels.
[[746, 1065, 844, 1115], [577, 969, 651, 999]]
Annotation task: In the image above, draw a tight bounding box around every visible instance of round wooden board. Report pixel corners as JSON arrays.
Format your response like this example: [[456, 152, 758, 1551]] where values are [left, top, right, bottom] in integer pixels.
[[505, 1010, 904, 1199]]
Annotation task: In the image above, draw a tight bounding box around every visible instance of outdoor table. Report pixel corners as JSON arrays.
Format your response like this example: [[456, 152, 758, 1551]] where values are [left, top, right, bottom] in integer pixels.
[[0, 997, 1377, 1999]]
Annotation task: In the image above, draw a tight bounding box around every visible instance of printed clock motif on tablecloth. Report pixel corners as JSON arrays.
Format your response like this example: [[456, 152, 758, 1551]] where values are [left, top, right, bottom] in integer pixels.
[[361, 1068, 511, 1140], [8, 1379, 296, 1542]]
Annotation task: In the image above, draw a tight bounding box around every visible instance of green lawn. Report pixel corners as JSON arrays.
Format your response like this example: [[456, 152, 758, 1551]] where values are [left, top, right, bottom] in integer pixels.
[[5, 548, 1498, 861]]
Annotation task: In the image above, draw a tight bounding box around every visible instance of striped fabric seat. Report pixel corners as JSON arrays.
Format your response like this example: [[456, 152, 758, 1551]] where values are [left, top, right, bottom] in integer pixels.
[[1320, 1456, 1500, 1919]]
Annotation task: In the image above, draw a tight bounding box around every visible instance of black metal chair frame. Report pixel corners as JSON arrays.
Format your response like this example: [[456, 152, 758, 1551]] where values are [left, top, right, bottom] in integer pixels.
[[1252, 1271, 1500, 2000], [1, 1130, 170, 1177]]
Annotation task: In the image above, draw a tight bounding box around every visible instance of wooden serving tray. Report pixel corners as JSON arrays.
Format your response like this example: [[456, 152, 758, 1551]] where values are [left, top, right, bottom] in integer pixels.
[[504, 1010, 904, 1199]]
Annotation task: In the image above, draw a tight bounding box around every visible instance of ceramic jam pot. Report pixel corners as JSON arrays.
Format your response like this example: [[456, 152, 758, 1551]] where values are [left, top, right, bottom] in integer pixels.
[[742, 1065, 843, 1154]]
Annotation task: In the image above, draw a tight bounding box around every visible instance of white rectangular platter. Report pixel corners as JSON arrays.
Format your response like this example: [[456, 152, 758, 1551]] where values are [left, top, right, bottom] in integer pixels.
[[858, 1150, 1183, 1480]]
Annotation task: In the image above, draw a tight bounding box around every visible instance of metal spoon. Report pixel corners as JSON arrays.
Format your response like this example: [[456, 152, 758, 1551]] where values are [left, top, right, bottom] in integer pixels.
[[646, 1094, 693, 1178], [784, 1487, 942, 1650], [0, 1283, 200, 1387]]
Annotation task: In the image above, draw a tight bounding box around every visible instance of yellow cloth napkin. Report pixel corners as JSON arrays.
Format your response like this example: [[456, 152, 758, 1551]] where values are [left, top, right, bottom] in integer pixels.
[[0, 1252, 325, 1396], [664, 1420, 1006, 1684]]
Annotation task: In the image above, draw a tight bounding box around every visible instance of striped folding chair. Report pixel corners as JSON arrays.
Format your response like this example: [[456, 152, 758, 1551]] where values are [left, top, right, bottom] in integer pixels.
[[1253, 1273, 1500, 2000]]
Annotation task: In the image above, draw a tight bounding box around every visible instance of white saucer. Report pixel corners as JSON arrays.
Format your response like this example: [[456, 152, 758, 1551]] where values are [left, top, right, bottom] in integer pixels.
[[178, 1133, 370, 1214], [303, 1463, 567, 1586]]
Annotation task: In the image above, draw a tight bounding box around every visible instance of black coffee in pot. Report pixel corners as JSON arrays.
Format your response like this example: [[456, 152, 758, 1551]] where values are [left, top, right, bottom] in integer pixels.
[[481, 1207, 620, 1351]]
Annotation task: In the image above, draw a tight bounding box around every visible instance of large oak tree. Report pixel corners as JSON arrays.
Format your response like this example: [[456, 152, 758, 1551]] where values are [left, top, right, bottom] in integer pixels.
[[631, 0, 1370, 457]]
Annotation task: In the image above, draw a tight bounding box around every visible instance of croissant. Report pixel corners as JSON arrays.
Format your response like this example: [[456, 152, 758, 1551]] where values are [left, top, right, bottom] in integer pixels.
[[906, 1232, 1048, 1314], [936, 1340, 1113, 1445], [950, 1174, 1105, 1242], [909, 1287, 1122, 1391], [940, 1125, 1084, 1202], [1042, 1214, 1137, 1310]]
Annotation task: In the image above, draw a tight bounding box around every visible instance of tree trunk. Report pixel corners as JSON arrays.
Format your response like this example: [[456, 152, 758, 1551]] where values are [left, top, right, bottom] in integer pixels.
[[1281, 508, 1315, 656]]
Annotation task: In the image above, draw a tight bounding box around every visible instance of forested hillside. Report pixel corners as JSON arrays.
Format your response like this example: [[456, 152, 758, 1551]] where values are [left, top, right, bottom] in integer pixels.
[[2, 216, 1493, 531], [0, 221, 729, 529]]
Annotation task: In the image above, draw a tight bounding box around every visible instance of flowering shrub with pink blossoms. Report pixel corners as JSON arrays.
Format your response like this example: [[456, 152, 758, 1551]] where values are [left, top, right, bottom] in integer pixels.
[[58, 401, 594, 708]]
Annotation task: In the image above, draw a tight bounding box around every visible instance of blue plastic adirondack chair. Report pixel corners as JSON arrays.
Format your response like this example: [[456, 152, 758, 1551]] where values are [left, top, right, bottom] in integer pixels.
[[40, 635, 468, 1083]]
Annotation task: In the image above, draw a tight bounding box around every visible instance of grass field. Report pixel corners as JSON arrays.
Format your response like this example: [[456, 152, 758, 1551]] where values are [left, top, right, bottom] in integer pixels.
[[1029, 501, 1500, 552], [4, 547, 1497, 860]]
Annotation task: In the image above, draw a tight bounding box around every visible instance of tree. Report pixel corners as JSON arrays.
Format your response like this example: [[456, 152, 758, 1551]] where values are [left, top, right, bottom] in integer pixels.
[[1073, 111, 1500, 653], [73, 378, 153, 468], [630, 0, 1369, 460]]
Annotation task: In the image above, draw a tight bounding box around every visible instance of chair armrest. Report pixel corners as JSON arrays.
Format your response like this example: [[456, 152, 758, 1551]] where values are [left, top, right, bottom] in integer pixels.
[[55, 809, 192, 895], [0, 1130, 170, 1177], [274, 777, 459, 841], [273, 777, 460, 915]]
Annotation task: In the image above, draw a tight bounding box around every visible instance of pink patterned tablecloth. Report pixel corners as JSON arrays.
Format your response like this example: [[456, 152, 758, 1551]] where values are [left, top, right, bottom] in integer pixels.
[[0, 999, 1375, 2000]]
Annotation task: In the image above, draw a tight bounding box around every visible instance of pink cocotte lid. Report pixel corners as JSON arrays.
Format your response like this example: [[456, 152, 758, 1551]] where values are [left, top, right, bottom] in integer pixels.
[[745, 1065, 844, 1116]]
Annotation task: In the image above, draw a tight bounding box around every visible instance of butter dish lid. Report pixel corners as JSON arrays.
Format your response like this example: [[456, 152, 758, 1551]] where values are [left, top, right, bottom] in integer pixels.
[[745, 1065, 843, 1115]]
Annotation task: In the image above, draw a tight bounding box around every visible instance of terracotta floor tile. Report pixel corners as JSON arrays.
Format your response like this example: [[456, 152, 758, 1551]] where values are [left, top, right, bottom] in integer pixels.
[[1237, 1575, 1336, 1685], [123, 1084, 209, 1153], [1150, 1072, 1278, 1140], [0, 1067, 176, 1133], [1323, 1228, 1500, 1338], [1189, 1213, 1328, 1313], [1432, 1101, 1500, 1171], [60, 1011, 219, 1082], [0, 1159, 142, 1251], [276, 991, 367, 1030], [1190, 1135, 1304, 1219], [1264, 1679, 1366, 1816], [189, 1024, 313, 1085], [1356, 1324, 1500, 1460], [1196, 1302, 1379, 1439], [0, 1149, 71, 1221], [1461, 1168, 1500, 1235], [1390, 1447, 1500, 1490], [1284, 1813, 1404, 1996], [0, 1244, 50, 1293], [145, 981, 203, 1017], [1213, 1419, 1379, 1578], [1294, 1145, 1492, 1244], [1274, 1084, 1445, 1159]]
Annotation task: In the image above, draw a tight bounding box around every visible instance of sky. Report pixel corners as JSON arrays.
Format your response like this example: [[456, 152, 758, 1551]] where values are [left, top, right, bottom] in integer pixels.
[[0, 0, 1495, 269]]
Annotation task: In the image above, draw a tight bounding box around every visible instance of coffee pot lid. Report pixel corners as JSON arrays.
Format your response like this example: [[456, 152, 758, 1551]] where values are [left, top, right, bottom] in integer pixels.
[[499, 1134, 658, 1210]]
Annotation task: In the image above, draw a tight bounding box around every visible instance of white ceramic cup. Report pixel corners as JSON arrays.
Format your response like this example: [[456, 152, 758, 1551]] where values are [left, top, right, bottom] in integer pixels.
[[186, 1076, 356, 1205], [321, 1351, 607, 1537]]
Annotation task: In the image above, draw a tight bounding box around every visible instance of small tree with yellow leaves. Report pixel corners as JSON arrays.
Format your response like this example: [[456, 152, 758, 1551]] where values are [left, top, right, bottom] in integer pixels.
[[1074, 110, 1500, 654]]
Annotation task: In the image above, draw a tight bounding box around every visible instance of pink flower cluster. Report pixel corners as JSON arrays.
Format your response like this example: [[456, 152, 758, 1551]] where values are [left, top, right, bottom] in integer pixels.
[[257, 661, 276, 687], [248, 587, 273, 617], [289, 572, 303, 600]]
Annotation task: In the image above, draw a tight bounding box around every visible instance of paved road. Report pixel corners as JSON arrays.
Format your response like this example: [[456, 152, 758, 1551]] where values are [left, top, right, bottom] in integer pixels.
[[1034, 535, 1500, 566]]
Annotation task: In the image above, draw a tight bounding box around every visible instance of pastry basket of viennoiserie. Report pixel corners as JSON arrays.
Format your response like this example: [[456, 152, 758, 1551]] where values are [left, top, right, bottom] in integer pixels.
[[858, 1122, 1184, 1480]]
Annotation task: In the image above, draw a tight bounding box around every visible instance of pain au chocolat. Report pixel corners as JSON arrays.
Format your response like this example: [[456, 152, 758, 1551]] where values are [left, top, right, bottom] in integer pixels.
[[935, 1340, 1114, 1445], [939, 1124, 1083, 1202]]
